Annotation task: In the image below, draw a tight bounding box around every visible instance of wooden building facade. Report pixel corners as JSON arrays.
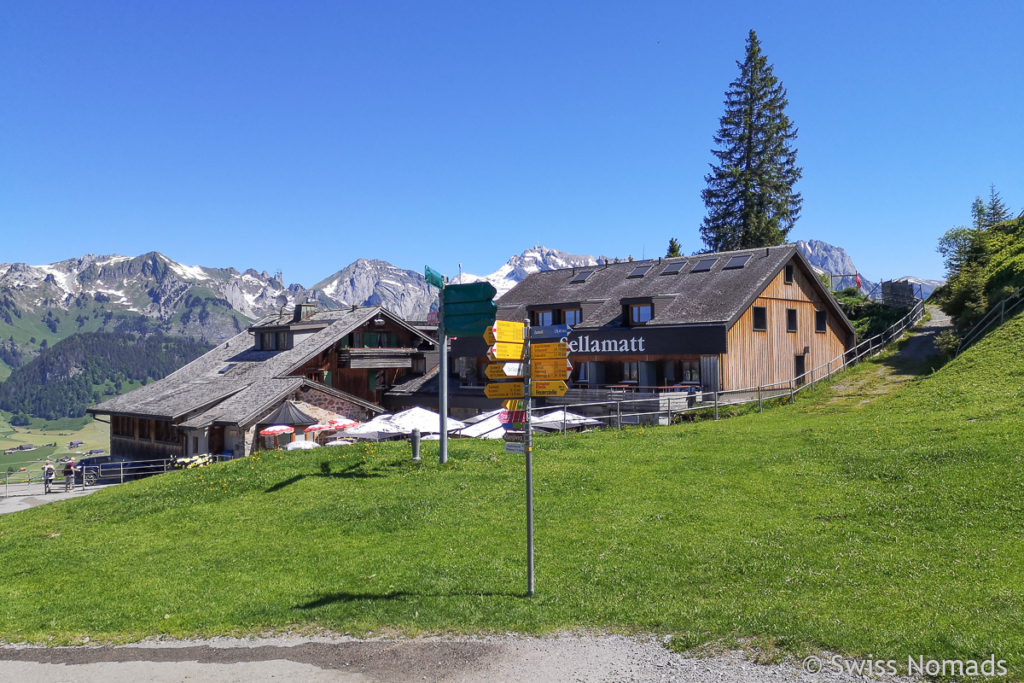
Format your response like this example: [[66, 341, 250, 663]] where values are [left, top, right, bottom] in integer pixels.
[[89, 305, 437, 461], [451, 245, 855, 403]]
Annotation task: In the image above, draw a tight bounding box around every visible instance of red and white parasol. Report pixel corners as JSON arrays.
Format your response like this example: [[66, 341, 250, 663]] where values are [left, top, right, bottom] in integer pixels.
[[259, 424, 295, 450], [304, 423, 337, 442], [260, 425, 295, 436], [328, 417, 359, 430]]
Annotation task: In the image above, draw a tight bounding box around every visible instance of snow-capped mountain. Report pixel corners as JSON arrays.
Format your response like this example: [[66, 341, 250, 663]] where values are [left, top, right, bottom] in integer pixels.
[[893, 276, 944, 300], [795, 240, 882, 297], [311, 259, 437, 321], [453, 246, 603, 297]]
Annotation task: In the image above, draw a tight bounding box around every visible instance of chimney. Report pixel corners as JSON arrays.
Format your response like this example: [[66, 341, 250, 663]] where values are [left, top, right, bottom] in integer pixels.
[[293, 300, 317, 322]]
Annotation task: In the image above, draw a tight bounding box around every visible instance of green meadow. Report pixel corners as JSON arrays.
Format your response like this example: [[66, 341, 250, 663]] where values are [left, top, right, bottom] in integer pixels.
[[0, 311, 1021, 678]]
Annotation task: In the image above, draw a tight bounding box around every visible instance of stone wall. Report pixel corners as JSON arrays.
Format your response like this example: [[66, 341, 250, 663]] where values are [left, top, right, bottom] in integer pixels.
[[290, 387, 376, 422]]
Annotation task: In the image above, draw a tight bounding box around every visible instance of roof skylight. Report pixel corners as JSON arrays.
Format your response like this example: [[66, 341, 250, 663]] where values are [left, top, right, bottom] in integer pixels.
[[691, 257, 717, 273], [627, 265, 652, 278], [661, 260, 685, 275], [723, 254, 751, 270], [569, 270, 594, 283]]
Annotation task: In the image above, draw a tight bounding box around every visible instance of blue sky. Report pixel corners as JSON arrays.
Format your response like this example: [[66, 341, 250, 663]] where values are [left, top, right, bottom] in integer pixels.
[[2, 1, 1021, 285]]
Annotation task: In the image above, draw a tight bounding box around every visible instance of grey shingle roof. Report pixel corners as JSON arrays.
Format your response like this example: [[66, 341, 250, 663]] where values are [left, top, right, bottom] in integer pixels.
[[497, 244, 854, 335], [88, 307, 408, 425]]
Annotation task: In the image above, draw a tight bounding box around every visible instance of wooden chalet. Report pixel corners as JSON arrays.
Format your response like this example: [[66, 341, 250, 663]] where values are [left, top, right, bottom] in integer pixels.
[[87, 304, 437, 460], [450, 245, 855, 407]]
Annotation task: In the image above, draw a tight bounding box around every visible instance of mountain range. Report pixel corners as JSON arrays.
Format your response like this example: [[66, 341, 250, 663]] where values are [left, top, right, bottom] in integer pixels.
[[0, 243, 940, 380]]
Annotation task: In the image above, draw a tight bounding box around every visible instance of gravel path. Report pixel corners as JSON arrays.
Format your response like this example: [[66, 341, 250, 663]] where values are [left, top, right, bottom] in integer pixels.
[[0, 634, 920, 682], [894, 306, 952, 365]]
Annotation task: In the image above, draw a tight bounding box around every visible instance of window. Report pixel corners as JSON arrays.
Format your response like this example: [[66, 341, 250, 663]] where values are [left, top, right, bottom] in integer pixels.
[[260, 332, 274, 350], [815, 310, 827, 333], [570, 270, 594, 283], [753, 306, 767, 331], [629, 304, 652, 324], [139, 419, 150, 440], [577, 362, 590, 383], [724, 254, 751, 270], [661, 260, 685, 275], [627, 264, 651, 278], [692, 257, 717, 273], [533, 309, 554, 326], [787, 308, 798, 332], [682, 361, 700, 383], [622, 361, 639, 382], [276, 331, 289, 350], [563, 308, 582, 326], [192, 436, 199, 454], [784, 264, 794, 284]]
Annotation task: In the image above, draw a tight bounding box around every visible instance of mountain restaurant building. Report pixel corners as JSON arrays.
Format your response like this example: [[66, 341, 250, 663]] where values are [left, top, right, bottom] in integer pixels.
[[453, 245, 855, 401], [88, 304, 438, 461]]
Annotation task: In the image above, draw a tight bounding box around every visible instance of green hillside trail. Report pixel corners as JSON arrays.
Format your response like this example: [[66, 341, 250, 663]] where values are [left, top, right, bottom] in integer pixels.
[[825, 304, 952, 407]]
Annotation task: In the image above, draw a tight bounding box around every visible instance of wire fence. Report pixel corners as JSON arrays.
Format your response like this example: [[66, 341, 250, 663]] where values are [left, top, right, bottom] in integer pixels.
[[529, 300, 927, 432]]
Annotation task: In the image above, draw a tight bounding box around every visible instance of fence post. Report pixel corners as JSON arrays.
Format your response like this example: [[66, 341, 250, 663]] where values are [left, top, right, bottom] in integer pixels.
[[714, 391, 719, 421], [562, 410, 567, 434], [666, 396, 672, 425], [758, 385, 763, 413], [790, 380, 795, 404], [616, 400, 621, 430]]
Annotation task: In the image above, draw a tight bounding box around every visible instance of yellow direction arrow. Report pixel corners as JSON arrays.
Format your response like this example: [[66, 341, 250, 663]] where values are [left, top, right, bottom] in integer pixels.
[[487, 342, 525, 361], [483, 320, 525, 346], [532, 341, 568, 359], [485, 382, 525, 399], [485, 362, 523, 380], [531, 358, 572, 380], [502, 399, 524, 410], [532, 380, 568, 397]]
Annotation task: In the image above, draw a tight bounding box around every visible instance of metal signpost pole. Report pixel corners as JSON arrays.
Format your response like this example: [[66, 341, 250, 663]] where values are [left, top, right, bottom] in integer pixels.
[[438, 285, 448, 465], [524, 319, 535, 597]]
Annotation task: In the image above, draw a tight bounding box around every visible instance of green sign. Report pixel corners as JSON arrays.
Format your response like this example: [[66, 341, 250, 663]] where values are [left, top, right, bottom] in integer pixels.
[[424, 266, 444, 290], [445, 306, 498, 337], [443, 282, 497, 304], [442, 282, 497, 336]]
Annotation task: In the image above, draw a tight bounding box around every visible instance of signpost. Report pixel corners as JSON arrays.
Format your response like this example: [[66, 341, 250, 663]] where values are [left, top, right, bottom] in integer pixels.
[[427, 271, 499, 464], [532, 341, 568, 359], [484, 382, 525, 399], [485, 362, 523, 380], [530, 358, 572, 380], [442, 282, 498, 337], [531, 380, 568, 397], [484, 320, 526, 346], [486, 342, 525, 362], [529, 323, 571, 340]]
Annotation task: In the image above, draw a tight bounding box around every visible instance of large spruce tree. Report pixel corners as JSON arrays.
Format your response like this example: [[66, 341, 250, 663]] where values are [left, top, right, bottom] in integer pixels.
[[700, 30, 802, 252]]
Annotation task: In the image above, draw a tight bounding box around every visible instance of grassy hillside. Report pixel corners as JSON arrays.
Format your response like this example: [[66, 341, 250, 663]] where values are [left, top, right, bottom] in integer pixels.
[[0, 314, 1021, 676]]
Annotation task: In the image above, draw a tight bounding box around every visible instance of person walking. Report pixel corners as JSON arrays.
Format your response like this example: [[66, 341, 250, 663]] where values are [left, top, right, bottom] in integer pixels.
[[42, 460, 56, 494], [63, 458, 75, 492]]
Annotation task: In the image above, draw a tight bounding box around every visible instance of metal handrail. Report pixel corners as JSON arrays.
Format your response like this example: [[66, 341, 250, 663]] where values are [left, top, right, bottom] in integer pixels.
[[955, 287, 1024, 356], [527, 300, 926, 429]]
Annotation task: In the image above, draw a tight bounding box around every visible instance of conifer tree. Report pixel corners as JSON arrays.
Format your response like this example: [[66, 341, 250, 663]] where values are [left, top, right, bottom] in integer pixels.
[[700, 30, 802, 252], [666, 238, 682, 257]]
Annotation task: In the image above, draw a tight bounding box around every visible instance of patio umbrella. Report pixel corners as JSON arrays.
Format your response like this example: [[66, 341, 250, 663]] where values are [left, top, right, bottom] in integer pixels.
[[304, 424, 337, 442], [323, 439, 354, 447], [259, 424, 294, 450], [328, 417, 360, 430], [285, 440, 320, 451]]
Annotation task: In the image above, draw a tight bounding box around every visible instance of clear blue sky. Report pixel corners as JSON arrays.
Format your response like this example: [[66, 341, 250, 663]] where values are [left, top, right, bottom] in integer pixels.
[[2, 1, 1021, 285]]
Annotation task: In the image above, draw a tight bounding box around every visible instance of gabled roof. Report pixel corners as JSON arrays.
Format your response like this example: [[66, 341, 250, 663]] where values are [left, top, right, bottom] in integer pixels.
[[88, 306, 415, 425], [496, 244, 854, 336]]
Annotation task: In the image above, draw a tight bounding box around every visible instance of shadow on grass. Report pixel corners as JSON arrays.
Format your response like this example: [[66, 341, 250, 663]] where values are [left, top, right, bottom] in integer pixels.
[[264, 462, 386, 493], [295, 589, 525, 609]]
